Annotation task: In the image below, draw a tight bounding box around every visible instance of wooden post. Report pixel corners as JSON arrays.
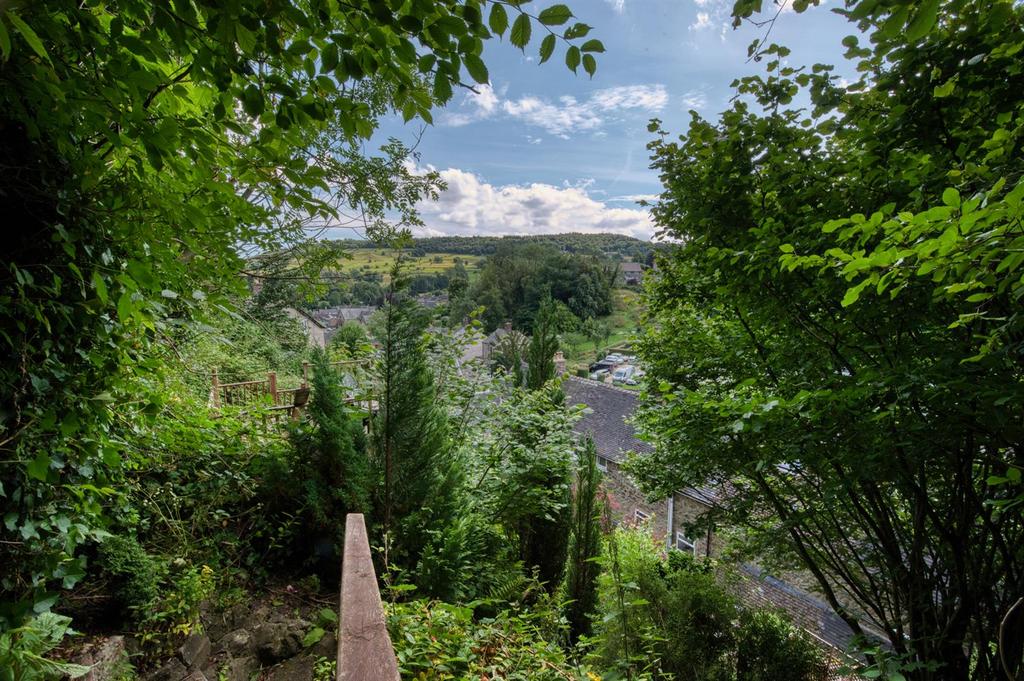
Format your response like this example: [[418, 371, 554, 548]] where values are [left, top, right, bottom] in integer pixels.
[[302, 361, 310, 388], [337, 514, 399, 681], [211, 368, 220, 409], [268, 371, 277, 405]]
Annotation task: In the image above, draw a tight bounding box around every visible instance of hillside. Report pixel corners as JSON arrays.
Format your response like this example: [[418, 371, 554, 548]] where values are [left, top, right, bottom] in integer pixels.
[[331, 232, 655, 262]]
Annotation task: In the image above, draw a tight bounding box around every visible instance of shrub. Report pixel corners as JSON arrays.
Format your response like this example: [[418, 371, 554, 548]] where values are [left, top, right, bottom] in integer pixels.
[[97, 535, 165, 617], [735, 610, 823, 681]]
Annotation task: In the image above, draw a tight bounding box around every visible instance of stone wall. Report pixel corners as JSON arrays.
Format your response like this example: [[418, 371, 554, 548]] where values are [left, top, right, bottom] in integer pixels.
[[599, 460, 716, 557]]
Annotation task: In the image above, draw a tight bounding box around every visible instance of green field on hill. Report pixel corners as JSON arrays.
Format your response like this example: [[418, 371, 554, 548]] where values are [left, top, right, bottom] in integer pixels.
[[334, 250, 484, 279]]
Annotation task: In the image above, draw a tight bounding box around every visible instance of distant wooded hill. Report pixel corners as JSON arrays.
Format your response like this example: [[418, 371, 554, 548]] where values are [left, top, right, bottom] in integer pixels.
[[332, 233, 656, 261]]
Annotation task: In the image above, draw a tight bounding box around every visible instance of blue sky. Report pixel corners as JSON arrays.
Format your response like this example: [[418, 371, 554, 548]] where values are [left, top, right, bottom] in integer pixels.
[[371, 0, 863, 241]]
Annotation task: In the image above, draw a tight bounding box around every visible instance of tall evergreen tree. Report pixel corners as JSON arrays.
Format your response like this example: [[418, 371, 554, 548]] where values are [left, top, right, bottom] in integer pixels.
[[370, 266, 457, 570], [564, 437, 603, 643], [288, 349, 371, 567], [527, 296, 559, 390]]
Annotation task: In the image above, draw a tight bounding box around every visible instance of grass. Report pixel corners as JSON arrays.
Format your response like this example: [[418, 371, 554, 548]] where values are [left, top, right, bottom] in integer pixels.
[[561, 288, 645, 374], [334, 250, 484, 281]]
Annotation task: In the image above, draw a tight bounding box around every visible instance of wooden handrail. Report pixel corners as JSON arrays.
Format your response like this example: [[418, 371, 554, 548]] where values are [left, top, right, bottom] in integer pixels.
[[337, 514, 399, 681], [217, 379, 268, 389]]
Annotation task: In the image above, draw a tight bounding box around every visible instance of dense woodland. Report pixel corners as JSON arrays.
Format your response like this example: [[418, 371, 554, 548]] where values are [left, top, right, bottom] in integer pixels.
[[332, 233, 656, 261], [1, 0, 1023, 681]]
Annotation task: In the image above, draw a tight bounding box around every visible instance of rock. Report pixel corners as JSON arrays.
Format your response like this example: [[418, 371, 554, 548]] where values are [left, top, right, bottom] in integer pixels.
[[220, 628, 254, 657], [266, 655, 314, 681], [179, 633, 211, 669], [181, 673, 208, 681], [310, 631, 337, 660], [74, 635, 126, 681], [147, 658, 188, 681], [253, 622, 303, 664], [204, 603, 250, 643], [224, 655, 259, 681]]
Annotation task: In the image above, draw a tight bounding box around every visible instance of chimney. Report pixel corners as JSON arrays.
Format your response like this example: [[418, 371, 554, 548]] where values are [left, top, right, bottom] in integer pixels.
[[553, 350, 566, 376]]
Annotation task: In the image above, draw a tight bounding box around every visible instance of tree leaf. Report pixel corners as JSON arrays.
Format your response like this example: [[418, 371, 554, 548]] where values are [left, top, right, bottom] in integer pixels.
[[242, 85, 264, 117], [942, 187, 960, 208], [433, 71, 452, 103], [510, 13, 531, 49], [5, 11, 50, 64], [538, 4, 573, 26], [92, 271, 108, 304], [27, 453, 50, 481], [905, 0, 939, 42], [565, 45, 580, 73], [488, 4, 508, 37], [580, 39, 605, 53], [933, 78, 955, 98], [0, 17, 11, 60], [463, 53, 489, 84], [538, 34, 556, 64], [582, 53, 596, 78]]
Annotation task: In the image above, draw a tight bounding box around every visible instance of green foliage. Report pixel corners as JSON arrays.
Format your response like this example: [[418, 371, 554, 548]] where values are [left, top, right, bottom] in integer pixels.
[[591, 526, 821, 681], [491, 329, 531, 387], [386, 597, 590, 680], [527, 297, 560, 390], [283, 350, 372, 567], [137, 564, 215, 653], [328, 233, 655, 261], [97, 535, 165, 618], [414, 512, 513, 604], [329, 321, 372, 357], [634, 0, 1024, 677], [467, 243, 617, 332], [470, 385, 576, 592], [371, 270, 460, 583], [734, 610, 822, 681], [0, 0, 601, 627], [563, 437, 603, 643], [0, 613, 90, 681]]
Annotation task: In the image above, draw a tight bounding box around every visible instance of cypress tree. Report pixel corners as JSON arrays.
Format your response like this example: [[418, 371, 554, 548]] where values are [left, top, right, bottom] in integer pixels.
[[370, 268, 457, 571], [527, 296, 559, 390], [564, 436, 603, 642]]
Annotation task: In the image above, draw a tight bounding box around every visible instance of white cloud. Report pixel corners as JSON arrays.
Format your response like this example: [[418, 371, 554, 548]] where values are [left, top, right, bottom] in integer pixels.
[[503, 84, 667, 138], [609, 194, 659, 203], [417, 167, 654, 239], [605, 0, 626, 13], [690, 11, 712, 30], [442, 83, 668, 138], [442, 84, 499, 127], [681, 88, 709, 110]]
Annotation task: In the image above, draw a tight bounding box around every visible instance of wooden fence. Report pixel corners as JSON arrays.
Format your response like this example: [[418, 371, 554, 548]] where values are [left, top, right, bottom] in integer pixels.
[[337, 514, 400, 681], [209, 359, 375, 419]]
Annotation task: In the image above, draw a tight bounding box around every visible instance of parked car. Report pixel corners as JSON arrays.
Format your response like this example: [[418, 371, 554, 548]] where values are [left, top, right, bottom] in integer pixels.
[[590, 369, 610, 380], [612, 366, 636, 382]]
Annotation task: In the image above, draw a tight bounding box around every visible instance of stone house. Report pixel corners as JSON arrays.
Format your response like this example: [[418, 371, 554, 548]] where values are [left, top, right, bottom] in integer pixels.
[[284, 307, 329, 349], [618, 261, 644, 286]]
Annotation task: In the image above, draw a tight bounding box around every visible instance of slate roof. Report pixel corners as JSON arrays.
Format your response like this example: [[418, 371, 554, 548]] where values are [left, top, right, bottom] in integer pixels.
[[564, 376, 652, 462], [620, 262, 643, 272], [735, 564, 863, 657]]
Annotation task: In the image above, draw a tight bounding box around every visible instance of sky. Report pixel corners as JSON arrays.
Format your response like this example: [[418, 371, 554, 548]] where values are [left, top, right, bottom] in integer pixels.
[[360, 0, 863, 242]]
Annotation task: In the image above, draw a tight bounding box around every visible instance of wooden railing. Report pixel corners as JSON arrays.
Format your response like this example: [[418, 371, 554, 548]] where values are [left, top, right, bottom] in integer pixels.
[[209, 359, 376, 420], [337, 514, 400, 681]]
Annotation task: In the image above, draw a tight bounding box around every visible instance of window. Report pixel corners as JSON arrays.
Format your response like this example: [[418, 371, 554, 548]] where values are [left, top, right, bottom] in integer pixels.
[[634, 509, 649, 522], [675, 531, 696, 555], [596, 455, 609, 472]]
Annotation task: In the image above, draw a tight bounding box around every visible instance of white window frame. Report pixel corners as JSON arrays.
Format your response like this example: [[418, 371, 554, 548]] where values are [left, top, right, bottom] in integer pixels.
[[634, 509, 649, 522], [596, 455, 609, 472], [675, 531, 696, 555]]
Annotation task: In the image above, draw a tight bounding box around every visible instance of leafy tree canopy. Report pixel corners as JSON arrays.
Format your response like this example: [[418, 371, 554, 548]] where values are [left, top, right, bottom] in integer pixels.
[[633, 0, 1024, 678], [0, 0, 602, 624]]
